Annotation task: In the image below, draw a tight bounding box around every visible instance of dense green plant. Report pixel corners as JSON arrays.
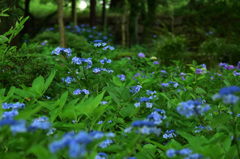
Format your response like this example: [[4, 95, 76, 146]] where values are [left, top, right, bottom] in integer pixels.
[[31, 31, 92, 53], [0, 10, 52, 89], [153, 33, 187, 65]]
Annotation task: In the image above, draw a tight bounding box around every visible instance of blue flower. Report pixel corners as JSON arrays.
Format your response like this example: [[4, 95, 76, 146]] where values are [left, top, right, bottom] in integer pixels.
[[219, 86, 240, 96], [134, 102, 141, 108], [99, 139, 113, 148], [132, 120, 155, 127], [196, 68, 203, 74], [117, 74, 126, 81], [28, 116, 52, 131], [95, 152, 108, 159], [179, 148, 192, 155], [139, 97, 150, 102], [146, 102, 153, 108], [2, 109, 19, 119], [177, 100, 210, 118], [166, 149, 176, 157], [129, 85, 142, 94]]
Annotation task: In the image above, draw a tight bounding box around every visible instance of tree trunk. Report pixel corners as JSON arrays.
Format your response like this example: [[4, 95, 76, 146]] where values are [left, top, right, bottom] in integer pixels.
[[90, 0, 96, 27], [121, 0, 127, 48], [142, 0, 158, 43], [128, 0, 140, 46], [57, 0, 66, 48], [22, 0, 32, 35], [71, 0, 77, 26], [102, 0, 107, 33]]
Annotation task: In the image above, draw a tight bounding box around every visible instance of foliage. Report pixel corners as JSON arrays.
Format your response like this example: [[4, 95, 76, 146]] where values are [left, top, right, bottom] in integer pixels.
[[31, 31, 92, 53], [153, 33, 187, 65]]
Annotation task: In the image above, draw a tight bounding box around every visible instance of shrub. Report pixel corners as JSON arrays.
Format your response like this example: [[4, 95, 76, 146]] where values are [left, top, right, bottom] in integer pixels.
[[31, 31, 92, 54], [153, 33, 187, 65]]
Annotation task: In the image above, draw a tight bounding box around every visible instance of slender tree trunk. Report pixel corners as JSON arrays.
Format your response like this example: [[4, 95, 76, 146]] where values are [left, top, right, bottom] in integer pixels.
[[121, 0, 127, 48], [57, 0, 66, 48], [90, 0, 96, 27], [102, 0, 107, 33], [128, 0, 140, 46], [142, 0, 158, 43], [22, 0, 31, 35], [71, 0, 77, 26], [24, 0, 30, 17]]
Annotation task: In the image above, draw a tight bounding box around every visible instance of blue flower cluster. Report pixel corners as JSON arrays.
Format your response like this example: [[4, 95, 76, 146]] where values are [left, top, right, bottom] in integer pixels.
[[212, 86, 240, 105], [0, 119, 27, 135], [103, 45, 114, 50], [49, 131, 114, 158], [219, 63, 235, 70], [72, 56, 93, 68], [161, 81, 179, 88], [95, 152, 108, 159], [176, 100, 211, 118], [28, 116, 53, 132], [92, 68, 114, 74], [94, 42, 107, 47], [73, 89, 90, 95], [117, 74, 126, 81], [2, 102, 25, 119], [124, 120, 161, 136], [163, 129, 177, 139], [51, 47, 72, 57], [194, 125, 212, 133], [129, 85, 142, 94], [134, 90, 158, 108], [62, 76, 76, 84], [147, 109, 166, 125], [166, 148, 203, 159], [124, 109, 164, 136], [0, 116, 55, 135], [99, 58, 111, 64]]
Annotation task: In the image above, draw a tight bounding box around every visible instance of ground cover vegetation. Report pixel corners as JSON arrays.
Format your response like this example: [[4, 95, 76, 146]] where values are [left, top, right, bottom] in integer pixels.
[[1, 0, 240, 159]]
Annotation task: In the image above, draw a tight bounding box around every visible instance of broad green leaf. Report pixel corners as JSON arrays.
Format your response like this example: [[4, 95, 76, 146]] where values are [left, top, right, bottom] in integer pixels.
[[32, 76, 45, 95], [113, 76, 122, 87], [143, 144, 157, 156], [120, 105, 135, 117], [27, 145, 55, 159], [75, 91, 105, 118], [195, 87, 206, 95], [0, 35, 8, 44]]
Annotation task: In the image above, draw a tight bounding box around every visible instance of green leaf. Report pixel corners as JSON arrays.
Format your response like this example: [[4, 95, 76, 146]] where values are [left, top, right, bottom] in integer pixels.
[[0, 35, 8, 44], [16, 105, 42, 120], [177, 131, 208, 151], [27, 145, 56, 159], [195, 87, 206, 95], [159, 93, 170, 101], [143, 144, 157, 156], [32, 76, 45, 95], [75, 91, 105, 118], [113, 76, 122, 87], [102, 145, 123, 152], [44, 69, 56, 92], [50, 91, 68, 122], [120, 105, 135, 117]]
